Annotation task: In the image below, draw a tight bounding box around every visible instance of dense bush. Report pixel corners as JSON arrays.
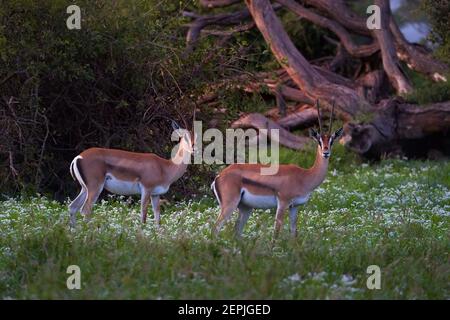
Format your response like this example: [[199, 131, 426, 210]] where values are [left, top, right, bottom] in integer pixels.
[[0, 0, 222, 198], [422, 0, 450, 64]]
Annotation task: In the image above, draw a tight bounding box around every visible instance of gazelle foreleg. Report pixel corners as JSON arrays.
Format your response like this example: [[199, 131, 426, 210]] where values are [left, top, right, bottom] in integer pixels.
[[151, 195, 160, 228], [235, 204, 252, 237], [140, 190, 151, 224], [289, 206, 299, 237], [274, 199, 288, 238]]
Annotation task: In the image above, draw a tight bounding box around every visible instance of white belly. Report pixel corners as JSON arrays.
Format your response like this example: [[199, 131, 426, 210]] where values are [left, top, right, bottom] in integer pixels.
[[240, 189, 311, 209], [240, 188, 278, 209], [152, 185, 169, 195], [291, 193, 310, 206], [104, 175, 141, 195]]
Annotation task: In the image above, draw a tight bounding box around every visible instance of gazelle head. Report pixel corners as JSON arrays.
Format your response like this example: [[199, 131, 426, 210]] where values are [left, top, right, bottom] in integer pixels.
[[172, 120, 196, 154], [309, 100, 343, 159]]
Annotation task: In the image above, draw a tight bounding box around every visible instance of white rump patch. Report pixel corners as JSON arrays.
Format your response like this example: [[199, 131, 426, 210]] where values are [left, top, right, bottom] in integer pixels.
[[211, 180, 221, 206]]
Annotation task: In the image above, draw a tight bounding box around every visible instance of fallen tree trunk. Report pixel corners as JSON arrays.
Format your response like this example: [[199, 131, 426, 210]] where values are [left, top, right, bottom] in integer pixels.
[[262, 105, 319, 129], [232, 99, 450, 159], [277, 107, 318, 129], [231, 112, 310, 149], [341, 99, 450, 158]]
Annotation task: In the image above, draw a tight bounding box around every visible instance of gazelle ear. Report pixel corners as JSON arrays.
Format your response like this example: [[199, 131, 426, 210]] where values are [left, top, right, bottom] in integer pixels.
[[171, 120, 181, 131], [309, 128, 319, 140], [332, 127, 344, 140]]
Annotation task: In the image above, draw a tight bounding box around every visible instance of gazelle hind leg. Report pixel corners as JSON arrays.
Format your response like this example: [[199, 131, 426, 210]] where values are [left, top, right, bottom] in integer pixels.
[[80, 182, 104, 218], [273, 199, 288, 238], [289, 206, 299, 237], [68, 189, 87, 227], [235, 204, 252, 237], [151, 195, 161, 228], [140, 190, 150, 224], [212, 176, 243, 235], [214, 204, 239, 235], [213, 188, 241, 235]]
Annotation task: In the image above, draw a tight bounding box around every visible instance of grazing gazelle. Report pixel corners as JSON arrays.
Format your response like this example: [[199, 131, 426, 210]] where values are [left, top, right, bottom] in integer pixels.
[[68, 121, 195, 227], [211, 101, 343, 237]]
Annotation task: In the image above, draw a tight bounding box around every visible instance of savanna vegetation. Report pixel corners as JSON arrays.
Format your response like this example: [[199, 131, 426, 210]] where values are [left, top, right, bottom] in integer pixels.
[[1, 147, 449, 299]]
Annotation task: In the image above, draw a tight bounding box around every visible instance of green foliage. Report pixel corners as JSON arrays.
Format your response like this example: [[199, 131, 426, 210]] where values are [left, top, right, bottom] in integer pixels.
[[0, 160, 448, 298], [277, 141, 361, 174], [219, 88, 273, 122], [422, 0, 450, 64], [280, 11, 335, 61], [405, 70, 450, 104]]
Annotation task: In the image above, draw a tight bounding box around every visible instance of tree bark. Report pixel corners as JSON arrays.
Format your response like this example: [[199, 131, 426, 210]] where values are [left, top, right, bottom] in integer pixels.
[[277, 106, 319, 129], [304, 0, 448, 81], [390, 18, 448, 82], [371, 0, 412, 94], [183, 8, 253, 54], [192, 0, 450, 159], [199, 0, 241, 8], [245, 0, 370, 118], [231, 112, 310, 149], [277, 0, 379, 58], [233, 99, 450, 159]]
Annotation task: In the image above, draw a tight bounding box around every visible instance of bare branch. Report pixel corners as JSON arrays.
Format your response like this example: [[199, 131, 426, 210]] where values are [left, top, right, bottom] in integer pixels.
[[199, 0, 242, 8], [277, 0, 379, 58], [245, 0, 369, 118], [304, 0, 370, 36], [183, 5, 281, 54], [8, 151, 18, 177], [201, 22, 255, 36], [304, 0, 448, 81], [372, 0, 412, 94]]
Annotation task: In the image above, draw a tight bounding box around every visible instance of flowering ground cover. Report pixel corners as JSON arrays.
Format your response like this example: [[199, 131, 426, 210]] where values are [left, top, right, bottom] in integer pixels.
[[0, 157, 448, 299]]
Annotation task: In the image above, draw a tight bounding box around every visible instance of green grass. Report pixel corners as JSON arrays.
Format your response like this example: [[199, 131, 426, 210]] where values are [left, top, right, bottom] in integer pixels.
[[0, 154, 449, 299]]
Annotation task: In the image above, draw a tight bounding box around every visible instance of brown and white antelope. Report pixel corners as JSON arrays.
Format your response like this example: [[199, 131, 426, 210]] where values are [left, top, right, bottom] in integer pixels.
[[211, 101, 343, 237], [68, 121, 195, 227]]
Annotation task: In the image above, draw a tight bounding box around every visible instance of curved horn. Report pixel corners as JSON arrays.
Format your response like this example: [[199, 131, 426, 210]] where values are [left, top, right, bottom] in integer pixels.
[[329, 100, 335, 135], [192, 103, 197, 129], [316, 99, 323, 134], [174, 104, 189, 130]]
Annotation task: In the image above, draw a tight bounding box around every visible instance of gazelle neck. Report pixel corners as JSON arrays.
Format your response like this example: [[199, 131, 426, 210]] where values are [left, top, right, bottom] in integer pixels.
[[305, 145, 329, 191], [168, 140, 191, 183]]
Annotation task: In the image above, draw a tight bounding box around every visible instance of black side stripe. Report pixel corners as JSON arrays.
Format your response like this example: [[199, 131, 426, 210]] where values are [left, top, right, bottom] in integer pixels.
[[242, 177, 277, 193]]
